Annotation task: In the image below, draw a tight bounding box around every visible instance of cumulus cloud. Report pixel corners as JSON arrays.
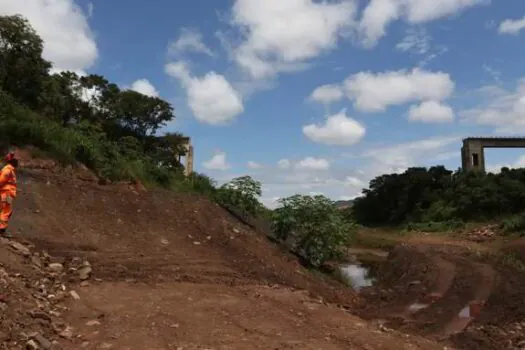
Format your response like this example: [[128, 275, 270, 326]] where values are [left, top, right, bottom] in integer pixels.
[[295, 157, 331, 170], [460, 79, 525, 133], [130, 79, 159, 97], [498, 16, 525, 35], [203, 152, 231, 171], [358, 0, 485, 47], [344, 68, 455, 112], [303, 109, 366, 146], [228, 0, 357, 79], [408, 100, 455, 123], [247, 161, 264, 169], [362, 135, 461, 173], [277, 159, 291, 169], [0, 0, 98, 72], [308, 84, 344, 104], [165, 61, 244, 125], [168, 28, 215, 56]]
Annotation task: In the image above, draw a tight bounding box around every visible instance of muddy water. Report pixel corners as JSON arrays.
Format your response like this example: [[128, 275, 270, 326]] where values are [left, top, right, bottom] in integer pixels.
[[339, 248, 388, 291], [339, 264, 375, 291]]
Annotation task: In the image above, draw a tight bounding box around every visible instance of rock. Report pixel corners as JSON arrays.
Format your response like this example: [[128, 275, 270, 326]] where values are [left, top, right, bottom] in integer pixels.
[[69, 290, 80, 300], [193, 241, 201, 245], [80, 281, 90, 287], [78, 266, 92, 280], [47, 263, 64, 273], [59, 326, 74, 339], [9, 241, 31, 256], [29, 311, 52, 321], [100, 343, 113, 349], [31, 333, 53, 349], [86, 320, 101, 327], [233, 228, 240, 234], [31, 255, 42, 268], [26, 339, 39, 349]]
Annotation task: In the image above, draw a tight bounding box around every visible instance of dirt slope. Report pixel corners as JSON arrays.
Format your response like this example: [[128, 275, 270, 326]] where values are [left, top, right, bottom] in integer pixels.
[[0, 164, 443, 349]]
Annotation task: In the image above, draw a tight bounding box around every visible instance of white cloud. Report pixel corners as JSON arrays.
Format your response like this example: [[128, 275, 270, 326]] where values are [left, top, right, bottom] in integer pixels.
[[308, 84, 344, 104], [408, 100, 455, 123], [0, 0, 98, 72], [362, 135, 461, 173], [396, 27, 431, 55], [303, 109, 366, 146], [203, 152, 231, 171], [277, 159, 291, 169], [295, 157, 331, 170], [230, 135, 460, 208], [498, 16, 525, 35], [247, 161, 264, 169], [460, 79, 525, 133], [87, 2, 94, 18], [130, 79, 159, 97], [229, 0, 357, 79], [168, 28, 215, 56], [358, 0, 485, 46], [344, 68, 455, 112], [165, 61, 244, 125]]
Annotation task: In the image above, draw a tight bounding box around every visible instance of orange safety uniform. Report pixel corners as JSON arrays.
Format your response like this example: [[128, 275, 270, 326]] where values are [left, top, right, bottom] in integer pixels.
[[0, 162, 17, 230]]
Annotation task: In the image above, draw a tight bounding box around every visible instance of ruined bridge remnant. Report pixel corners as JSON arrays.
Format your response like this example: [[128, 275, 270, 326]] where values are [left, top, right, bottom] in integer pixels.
[[179, 136, 194, 176], [461, 137, 525, 172]]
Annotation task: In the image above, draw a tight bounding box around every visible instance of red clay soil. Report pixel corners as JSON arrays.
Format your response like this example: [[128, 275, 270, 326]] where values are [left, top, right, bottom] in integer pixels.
[[355, 241, 525, 350], [0, 163, 444, 350]]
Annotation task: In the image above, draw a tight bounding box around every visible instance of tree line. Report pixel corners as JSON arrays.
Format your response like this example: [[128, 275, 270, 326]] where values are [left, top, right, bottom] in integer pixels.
[[0, 14, 205, 188], [352, 166, 525, 227]]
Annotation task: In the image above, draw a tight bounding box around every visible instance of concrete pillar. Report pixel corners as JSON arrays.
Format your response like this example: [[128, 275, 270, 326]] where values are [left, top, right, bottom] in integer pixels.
[[461, 140, 485, 172], [184, 139, 194, 176]]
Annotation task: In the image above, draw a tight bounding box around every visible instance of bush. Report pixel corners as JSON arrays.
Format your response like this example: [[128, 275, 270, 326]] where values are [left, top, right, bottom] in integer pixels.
[[272, 194, 355, 267], [501, 215, 525, 235], [215, 176, 264, 217]]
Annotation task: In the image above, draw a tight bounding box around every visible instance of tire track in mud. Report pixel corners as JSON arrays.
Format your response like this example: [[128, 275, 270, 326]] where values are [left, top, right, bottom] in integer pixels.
[[403, 255, 456, 316], [441, 263, 497, 338]]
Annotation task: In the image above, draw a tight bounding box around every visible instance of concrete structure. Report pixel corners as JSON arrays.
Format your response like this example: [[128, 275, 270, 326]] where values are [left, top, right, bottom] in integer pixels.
[[462, 137, 525, 172], [178, 137, 194, 176]]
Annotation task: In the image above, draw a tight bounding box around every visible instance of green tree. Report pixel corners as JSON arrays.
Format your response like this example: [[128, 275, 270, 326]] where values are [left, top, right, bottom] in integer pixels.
[[272, 194, 355, 267], [0, 15, 51, 108], [216, 176, 263, 217], [115, 90, 174, 137]]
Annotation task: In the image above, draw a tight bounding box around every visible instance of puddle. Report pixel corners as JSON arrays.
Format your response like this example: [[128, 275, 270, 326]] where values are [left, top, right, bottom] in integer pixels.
[[407, 303, 430, 312], [458, 305, 471, 318], [339, 264, 375, 291]]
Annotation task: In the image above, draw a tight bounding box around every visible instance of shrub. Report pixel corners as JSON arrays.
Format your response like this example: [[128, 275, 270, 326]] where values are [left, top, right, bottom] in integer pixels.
[[272, 194, 356, 267]]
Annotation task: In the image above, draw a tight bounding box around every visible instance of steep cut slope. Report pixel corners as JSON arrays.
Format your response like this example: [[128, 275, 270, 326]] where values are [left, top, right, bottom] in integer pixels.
[[0, 162, 443, 349]]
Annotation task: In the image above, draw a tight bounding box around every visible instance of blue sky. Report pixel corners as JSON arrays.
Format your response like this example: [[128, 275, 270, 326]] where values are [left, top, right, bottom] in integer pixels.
[[1, 0, 525, 206]]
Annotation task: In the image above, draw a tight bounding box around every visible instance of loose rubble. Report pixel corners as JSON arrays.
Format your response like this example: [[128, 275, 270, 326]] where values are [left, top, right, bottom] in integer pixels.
[[463, 225, 497, 242], [0, 237, 93, 349]]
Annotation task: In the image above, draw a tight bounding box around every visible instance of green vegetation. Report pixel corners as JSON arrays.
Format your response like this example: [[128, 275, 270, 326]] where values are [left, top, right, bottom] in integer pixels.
[[0, 14, 208, 191], [272, 195, 356, 267], [352, 166, 525, 228], [1, 14, 354, 268]]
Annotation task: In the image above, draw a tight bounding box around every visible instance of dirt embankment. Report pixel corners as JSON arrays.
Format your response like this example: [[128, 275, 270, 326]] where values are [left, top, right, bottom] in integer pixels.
[[0, 161, 444, 350], [355, 239, 525, 350]]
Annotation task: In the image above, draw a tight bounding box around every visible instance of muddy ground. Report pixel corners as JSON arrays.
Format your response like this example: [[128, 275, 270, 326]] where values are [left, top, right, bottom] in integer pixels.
[[0, 164, 443, 350], [3, 153, 525, 349], [354, 238, 525, 350]]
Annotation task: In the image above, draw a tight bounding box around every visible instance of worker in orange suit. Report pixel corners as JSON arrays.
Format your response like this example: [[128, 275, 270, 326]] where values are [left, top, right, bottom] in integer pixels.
[[0, 152, 18, 237]]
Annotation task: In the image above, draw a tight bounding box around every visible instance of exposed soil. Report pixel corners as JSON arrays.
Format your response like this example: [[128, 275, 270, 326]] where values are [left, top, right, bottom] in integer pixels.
[[5, 151, 525, 349], [0, 163, 443, 349]]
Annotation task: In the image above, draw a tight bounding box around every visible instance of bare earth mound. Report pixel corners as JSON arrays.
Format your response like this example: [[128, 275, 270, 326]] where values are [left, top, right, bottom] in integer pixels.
[[0, 165, 442, 349]]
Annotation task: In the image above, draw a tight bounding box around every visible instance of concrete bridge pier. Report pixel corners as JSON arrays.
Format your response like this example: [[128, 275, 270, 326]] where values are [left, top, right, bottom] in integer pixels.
[[461, 139, 485, 171]]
